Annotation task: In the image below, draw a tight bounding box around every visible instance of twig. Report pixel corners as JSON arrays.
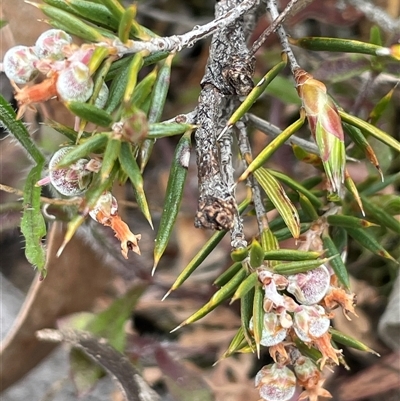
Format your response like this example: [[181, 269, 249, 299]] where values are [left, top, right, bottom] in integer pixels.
[[250, 0, 301, 56], [246, 113, 319, 154], [115, 0, 257, 56], [345, 0, 400, 34], [266, 0, 300, 73], [194, 0, 255, 231], [0, 183, 81, 206], [236, 120, 267, 234]]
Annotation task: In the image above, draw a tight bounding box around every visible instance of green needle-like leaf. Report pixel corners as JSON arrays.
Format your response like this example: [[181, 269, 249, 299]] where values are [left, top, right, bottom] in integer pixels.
[[327, 215, 378, 229], [249, 239, 264, 268], [345, 227, 398, 263], [273, 257, 333, 275], [239, 115, 305, 181], [100, 137, 121, 182], [171, 268, 247, 332], [21, 164, 47, 275], [153, 131, 192, 274], [322, 234, 350, 289], [329, 328, 380, 355], [231, 272, 258, 303], [119, 142, 152, 228], [252, 283, 264, 358], [254, 167, 300, 239], [339, 110, 400, 153], [263, 249, 322, 261]]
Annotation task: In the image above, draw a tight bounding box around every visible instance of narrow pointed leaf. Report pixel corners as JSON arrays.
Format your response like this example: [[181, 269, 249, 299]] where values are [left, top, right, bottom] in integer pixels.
[[0, 94, 45, 164], [213, 262, 244, 287], [56, 133, 109, 168], [263, 250, 322, 261], [322, 234, 350, 289], [360, 172, 400, 196], [221, 327, 250, 359], [231, 272, 258, 303], [47, 119, 90, 141], [147, 123, 196, 139], [66, 101, 114, 127], [164, 200, 251, 295], [329, 328, 379, 355], [249, 239, 264, 268], [299, 193, 319, 220], [274, 223, 312, 242], [327, 215, 378, 229], [100, 137, 121, 182], [294, 338, 322, 363], [369, 86, 397, 125], [241, 288, 255, 347], [105, 61, 130, 113], [21, 164, 47, 275], [65, 0, 119, 31], [130, 68, 158, 109], [343, 122, 382, 178], [261, 226, 279, 252], [360, 196, 400, 234], [254, 167, 300, 239], [273, 257, 333, 275], [344, 170, 365, 215], [290, 36, 386, 56], [123, 52, 145, 103], [140, 54, 174, 171], [153, 132, 191, 273], [345, 227, 398, 263], [119, 142, 152, 227], [97, 0, 125, 19], [29, 2, 105, 42], [339, 110, 400, 153], [172, 268, 247, 330], [252, 283, 264, 358], [118, 5, 136, 43], [239, 115, 305, 181]]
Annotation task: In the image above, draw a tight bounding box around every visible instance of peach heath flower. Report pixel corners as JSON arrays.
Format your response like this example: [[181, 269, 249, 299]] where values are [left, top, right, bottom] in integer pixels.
[[255, 364, 296, 401], [294, 356, 332, 401], [89, 191, 141, 258], [295, 69, 346, 198]]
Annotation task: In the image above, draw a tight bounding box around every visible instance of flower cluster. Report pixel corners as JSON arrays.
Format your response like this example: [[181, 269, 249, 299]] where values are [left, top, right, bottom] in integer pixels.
[[3, 29, 108, 118], [37, 146, 141, 259], [254, 223, 357, 401]]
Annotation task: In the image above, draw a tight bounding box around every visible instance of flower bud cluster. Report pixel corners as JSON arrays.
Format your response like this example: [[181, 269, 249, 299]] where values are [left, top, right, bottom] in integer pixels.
[[3, 29, 108, 118], [254, 225, 356, 401], [37, 147, 140, 259]]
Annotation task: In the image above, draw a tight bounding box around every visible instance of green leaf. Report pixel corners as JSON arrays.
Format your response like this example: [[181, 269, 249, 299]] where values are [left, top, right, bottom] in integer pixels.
[[119, 142, 152, 227], [249, 239, 264, 268], [327, 215, 378, 229], [118, 4, 136, 43], [339, 110, 400, 153], [70, 349, 105, 396], [252, 283, 264, 358], [329, 328, 379, 355], [290, 36, 387, 57], [86, 283, 147, 351], [221, 327, 250, 359], [273, 257, 333, 275], [0, 94, 45, 164], [56, 133, 109, 168], [21, 164, 47, 275], [171, 268, 247, 331], [66, 101, 114, 127], [322, 234, 350, 289], [231, 272, 258, 303], [254, 167, 300, 239], [227, 56, 287, 127], [153, 131, 192, 274], [345, 227, 398, 263], [239, 115, 305, 181], [263, 249, 322, 261], [147, 122, 197, 138], [99, 137, 121, 182]]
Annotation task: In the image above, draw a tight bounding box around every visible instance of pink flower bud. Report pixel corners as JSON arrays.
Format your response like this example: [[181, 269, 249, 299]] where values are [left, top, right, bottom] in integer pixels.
[[255, 364, 297, 401], [56, 61, 94, 102], [250, 312, 288, 347], [287, 265, 330, 305], [35, 29, 72, 60], [3, 45, 39, 84], [49, 146, 92, 196], [293, 305, 330, 342]]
